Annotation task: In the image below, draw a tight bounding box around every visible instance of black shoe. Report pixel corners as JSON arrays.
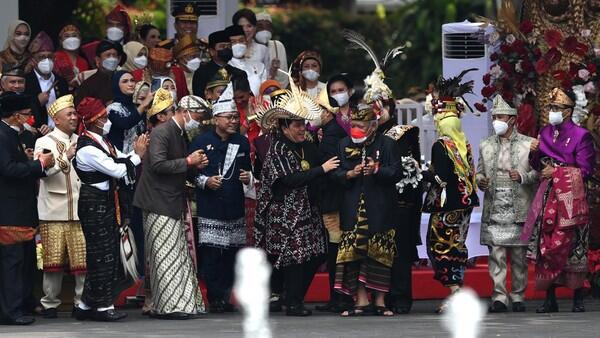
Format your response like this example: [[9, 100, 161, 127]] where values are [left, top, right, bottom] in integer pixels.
[[3, 316, 35, 325], [150, 312, 196, 320], [223, 302, 236, 312], [286, 304, 312, 317], [536, 301, 558, 313], [315, 301, 337, 312], [209, 301, 225, 314], [572, 304, 585, 312], [391, 304, 412, 315], [42, 308, 58, 319], [91, 309, 128, 322], [73, 307, 93, 321], [488, 301, 508, 313], [269, 300, 282, 313], [512, 302, 526, 312]]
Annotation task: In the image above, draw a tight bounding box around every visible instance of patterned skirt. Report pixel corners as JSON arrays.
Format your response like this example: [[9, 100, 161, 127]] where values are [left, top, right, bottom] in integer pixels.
[[427, 208, 472, 287], [144, 212, 205, 315], [334, 195, 396, 295], [39, 221, 87, 274]]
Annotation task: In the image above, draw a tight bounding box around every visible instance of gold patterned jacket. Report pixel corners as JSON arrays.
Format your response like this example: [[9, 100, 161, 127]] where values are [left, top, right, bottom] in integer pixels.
[[477, 131, 537, 244], [34, 129, 81, 221]]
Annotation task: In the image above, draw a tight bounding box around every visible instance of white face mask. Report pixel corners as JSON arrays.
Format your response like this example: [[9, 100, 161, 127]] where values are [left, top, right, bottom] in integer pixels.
[[302, 69, 319, 82], [133, 55, 147, 68], [101, 119, 112, 135], [548, 110, 564, 126], [232, 43, 247, 59], [186, 57, 201, 72], [331, 92, 349, 107], [170, 90, 178, 103], [14, 35, 30, 48], [62, 37, 81, 51], [185, 112, 200, 131], [492, 119, 509, 136], [37, 58, 54, 75], [255, 31, 272, 44], [107, 27, 124, 42], [102, 56, 119, 71]]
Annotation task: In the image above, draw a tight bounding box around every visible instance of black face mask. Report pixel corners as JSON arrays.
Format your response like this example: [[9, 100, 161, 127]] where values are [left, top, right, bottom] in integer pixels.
[[217, 48, 233, 62]]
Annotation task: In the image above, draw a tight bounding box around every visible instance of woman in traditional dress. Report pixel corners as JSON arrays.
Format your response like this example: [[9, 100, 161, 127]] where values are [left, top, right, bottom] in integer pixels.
[[254, 85, 339, 316], [422, 71, 479, 313]]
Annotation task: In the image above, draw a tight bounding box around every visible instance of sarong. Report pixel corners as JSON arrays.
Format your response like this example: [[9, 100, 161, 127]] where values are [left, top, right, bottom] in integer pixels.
[[427, 208, 472, 286], [145, 212, 205, 314], [39, 221, 86, 274], [334, 195, 396, 295]]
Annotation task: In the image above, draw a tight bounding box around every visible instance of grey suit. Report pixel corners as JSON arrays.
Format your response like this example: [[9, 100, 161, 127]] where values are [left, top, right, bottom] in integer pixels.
[[133, 119, 192, 219]]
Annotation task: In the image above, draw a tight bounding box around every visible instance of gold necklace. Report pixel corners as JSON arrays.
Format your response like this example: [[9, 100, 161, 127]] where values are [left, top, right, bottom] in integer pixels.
[[293, 147, 310, 171]]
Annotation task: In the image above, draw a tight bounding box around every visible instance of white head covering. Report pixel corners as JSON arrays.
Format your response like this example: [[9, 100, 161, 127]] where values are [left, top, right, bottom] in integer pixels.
[[3, 20, 31, 54], [256, 12, 272, 22], [211, 82, 237, 115]]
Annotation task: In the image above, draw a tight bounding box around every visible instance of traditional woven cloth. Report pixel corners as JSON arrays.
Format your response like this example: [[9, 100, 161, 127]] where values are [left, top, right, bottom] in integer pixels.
[[197, 217, 246, 249], [39, 221, 86, 274], [144, 212, 205, 314], [427, 208, 473, 286]]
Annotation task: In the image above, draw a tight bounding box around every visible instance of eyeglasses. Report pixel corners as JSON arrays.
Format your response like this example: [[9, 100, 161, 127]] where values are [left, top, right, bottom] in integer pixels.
[[217, 115, 240, 121]]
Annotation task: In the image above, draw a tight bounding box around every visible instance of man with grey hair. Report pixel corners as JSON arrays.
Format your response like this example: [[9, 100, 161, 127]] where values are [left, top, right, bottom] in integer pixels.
[[477, 95, 537, 313]]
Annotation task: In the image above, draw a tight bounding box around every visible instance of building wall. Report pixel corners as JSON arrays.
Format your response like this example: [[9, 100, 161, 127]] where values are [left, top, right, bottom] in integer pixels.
[[0, 1, 19, 49]]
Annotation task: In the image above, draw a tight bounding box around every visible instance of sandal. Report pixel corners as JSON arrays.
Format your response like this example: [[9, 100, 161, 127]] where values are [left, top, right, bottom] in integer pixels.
[[341, 305, 370, 317], [374, 306, 394, 317]]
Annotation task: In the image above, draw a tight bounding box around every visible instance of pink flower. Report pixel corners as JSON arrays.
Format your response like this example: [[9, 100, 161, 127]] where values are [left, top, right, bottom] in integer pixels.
[[581, 29, 592, 38], [584, 81, 596, 93], [578, 69, 590, 81]]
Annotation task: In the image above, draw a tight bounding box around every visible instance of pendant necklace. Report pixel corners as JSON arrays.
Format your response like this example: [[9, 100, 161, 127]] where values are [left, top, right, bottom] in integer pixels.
[[293, 147, 310, 171]]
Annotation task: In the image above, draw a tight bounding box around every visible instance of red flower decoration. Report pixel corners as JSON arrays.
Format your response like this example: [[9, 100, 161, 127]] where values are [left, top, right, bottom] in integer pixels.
[[544, 30, 563, 48], [483, 73, 491, 85], [500, 60, 513, 73], [490, 52, 498, 61], [517, 103, 536, 137], [563, 36, 579, 53], [502, 91, 514, 102], [512, 40, 526, 55], [535, 59, 550, 74], [552, 70, 568, 81], [592, 106, 600, 116], [474, 102, 487, 112], [574, 42, 589, 57], [561, 79, 572, 89], [588, 63, 597, 74], [519, 21, 534, 35], [545, 48, 562, 65], [533, 48, 542, 58], [481, 86, 496, 98]]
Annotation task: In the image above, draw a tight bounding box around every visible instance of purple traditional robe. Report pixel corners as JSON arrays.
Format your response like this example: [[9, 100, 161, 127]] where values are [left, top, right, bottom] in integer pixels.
[[530, 119, 594, 177]]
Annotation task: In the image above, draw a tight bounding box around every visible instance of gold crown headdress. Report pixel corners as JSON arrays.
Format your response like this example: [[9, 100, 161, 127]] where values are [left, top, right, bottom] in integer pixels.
[[256, 68, 321, 130]]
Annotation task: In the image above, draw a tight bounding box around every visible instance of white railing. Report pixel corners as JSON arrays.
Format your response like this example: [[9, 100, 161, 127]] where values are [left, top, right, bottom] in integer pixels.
[[395, 101, 436, 162]]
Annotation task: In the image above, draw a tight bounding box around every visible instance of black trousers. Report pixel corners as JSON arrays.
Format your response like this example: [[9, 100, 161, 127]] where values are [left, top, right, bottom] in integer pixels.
[[200, 246, 238, 304], [0, 241, 32, 321], [283, 258, 322, 306], [79, 185, 120, 309]]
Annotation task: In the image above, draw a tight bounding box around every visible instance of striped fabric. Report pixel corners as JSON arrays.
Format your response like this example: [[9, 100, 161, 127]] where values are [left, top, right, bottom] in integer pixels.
[[144, 212, 205, 315]]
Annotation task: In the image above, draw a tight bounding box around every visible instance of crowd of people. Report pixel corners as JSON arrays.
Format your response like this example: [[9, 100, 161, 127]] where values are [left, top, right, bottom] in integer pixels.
[[0, 2, 594, 326]]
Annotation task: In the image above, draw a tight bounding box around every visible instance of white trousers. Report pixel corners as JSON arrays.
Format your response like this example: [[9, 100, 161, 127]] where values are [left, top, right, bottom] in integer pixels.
[[488, 245, 528, 304], [40, 271, 85, 309]]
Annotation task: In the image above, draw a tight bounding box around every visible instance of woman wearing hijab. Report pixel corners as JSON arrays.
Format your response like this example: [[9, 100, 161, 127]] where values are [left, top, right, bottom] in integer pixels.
[[0, 20, 31, 70], [422, 73, 479, 314], [121, 41, 148, 72], [54, 25, 89, 89], [106, 70, 153, 153]]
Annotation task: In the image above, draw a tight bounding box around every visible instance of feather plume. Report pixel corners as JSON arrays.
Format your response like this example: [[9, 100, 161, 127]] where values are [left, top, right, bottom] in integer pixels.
[[382, 46, 404, 69], [342, 29, 381, 69], [435, 68, 478, 112]]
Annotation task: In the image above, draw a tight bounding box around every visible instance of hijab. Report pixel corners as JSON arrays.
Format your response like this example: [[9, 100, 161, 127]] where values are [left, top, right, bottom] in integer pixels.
[[122, 41, 146, 72], [3, 20, 31, 55], [112, 70, 137, 112]]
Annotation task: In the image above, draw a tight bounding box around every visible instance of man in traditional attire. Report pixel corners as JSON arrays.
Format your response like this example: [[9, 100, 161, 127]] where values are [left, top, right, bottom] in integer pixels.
[[25, 31, 69, 136], [477, 95, 537, 313], [74, 40, 124, 106], [422, 72, 479, 313], [332, 103, 400, 317], [159, 2, 210, 64], [133, 88, 207, 319], [192, 29, 247, 99], [0, 92, 54, 325], [189, 83, 251, 313], [34, 94, 86, 318], [73, 97, 146, 321], [254, 83, 337, 316], [226, 25, 266, 97], [524, 88, 595, 313]]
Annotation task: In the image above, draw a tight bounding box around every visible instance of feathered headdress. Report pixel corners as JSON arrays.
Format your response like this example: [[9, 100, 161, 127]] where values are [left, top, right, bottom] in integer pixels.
[[342, 29, 404, 106], [256, 68, 321, 130], [431, 68, 477, 116]]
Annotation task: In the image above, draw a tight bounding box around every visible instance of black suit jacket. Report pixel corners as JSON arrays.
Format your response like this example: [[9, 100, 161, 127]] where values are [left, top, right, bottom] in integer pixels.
[[133, 119, 196, 219], [0, 122, 45, 227], [24, 71, 69, 129]]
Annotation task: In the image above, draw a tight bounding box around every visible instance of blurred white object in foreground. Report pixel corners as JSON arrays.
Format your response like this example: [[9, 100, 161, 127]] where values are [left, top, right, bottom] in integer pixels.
[[442, 288, 486, 338], [234, 248, 272, 338]]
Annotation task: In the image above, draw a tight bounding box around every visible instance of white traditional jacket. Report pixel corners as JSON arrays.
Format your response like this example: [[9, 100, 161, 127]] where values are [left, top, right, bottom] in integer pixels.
[[477, 131, 538, 246], [35, 128, 81, 221]]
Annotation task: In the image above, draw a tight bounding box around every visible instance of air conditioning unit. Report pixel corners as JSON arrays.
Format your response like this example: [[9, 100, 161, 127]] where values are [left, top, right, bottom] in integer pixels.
[[442, 20, 494, 165]]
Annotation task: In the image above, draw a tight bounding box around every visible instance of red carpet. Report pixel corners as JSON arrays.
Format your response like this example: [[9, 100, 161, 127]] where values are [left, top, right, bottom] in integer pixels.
[[116, 261, 572, 306]]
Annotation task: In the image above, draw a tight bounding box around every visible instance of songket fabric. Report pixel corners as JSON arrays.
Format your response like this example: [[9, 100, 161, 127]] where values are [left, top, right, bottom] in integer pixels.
[[523, 166, 589, 290], [39, 221, 86, 274], [197, 217, 246, 249], [334, 195, 396, 295], [144, 212, 205, 314], [427, 208, 473, 286]]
